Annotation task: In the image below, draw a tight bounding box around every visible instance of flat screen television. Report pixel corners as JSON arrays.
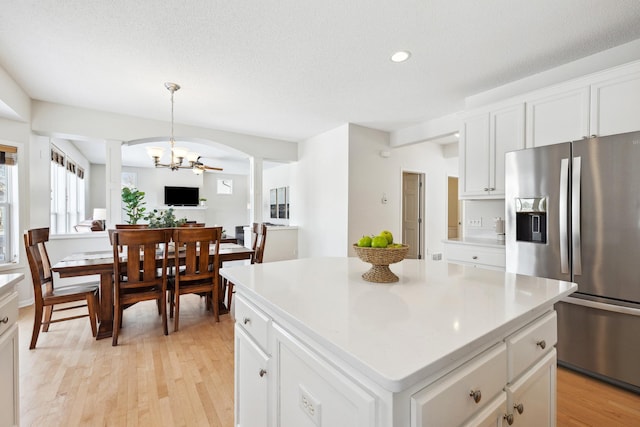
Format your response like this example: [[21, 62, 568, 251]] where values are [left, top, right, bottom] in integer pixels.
[[164, 186, 199, 206]]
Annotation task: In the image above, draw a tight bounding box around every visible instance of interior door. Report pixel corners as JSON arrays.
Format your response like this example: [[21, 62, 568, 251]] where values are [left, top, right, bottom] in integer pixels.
[[402, 172, 423, 259]]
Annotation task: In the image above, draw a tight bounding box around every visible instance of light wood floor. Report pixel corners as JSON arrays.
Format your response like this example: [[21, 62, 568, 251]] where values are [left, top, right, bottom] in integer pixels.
[[18, 299, 640, 426]]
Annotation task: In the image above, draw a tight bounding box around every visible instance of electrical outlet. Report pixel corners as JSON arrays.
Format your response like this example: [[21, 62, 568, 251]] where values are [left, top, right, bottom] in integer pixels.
[[431, 253, 442, 261], [299, 385, 321, 426], [468, 219, 482, 227]]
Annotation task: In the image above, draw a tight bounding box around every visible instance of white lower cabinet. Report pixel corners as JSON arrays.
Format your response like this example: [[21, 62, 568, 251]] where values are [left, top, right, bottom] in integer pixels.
[[235, 326, 270, 427], [235, 291, 558, 427], [505, 350, 556, 427], [0, 291, 19, 427], [411, 343, 507, 427], [444, 241, 505, 271], [274, 324, 376, 427]]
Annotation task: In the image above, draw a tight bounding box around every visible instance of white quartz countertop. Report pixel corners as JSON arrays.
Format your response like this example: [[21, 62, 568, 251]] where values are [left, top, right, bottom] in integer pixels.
[[0, 273, 24, 299], [220, 257, 576, 392], [444, 237, 506, 248]]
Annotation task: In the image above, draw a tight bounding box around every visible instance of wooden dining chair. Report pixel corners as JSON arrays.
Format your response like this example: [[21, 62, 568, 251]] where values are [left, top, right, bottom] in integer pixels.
[[225, 223, 267, 309], [23, 227, 99, 349], [111, 228, 171, 346], [168, 226, 222, 331]]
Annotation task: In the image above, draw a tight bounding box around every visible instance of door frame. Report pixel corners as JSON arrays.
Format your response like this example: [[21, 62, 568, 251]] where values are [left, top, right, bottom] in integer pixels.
[[401, 170, 425, 260]]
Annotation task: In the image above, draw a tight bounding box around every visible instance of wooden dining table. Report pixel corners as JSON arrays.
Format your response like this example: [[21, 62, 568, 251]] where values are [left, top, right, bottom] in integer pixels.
[[51, 242, 254, 340]]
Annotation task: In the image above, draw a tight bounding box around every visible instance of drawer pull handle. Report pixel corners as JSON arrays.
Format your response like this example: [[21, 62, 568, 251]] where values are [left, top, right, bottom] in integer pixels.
[[469, 389, 482, 404], [536, 340, 546, 349], [0, 316, 8, 324], [504, 414, 514, 425], [472, 256, 478, 260], [514, 403, 524, 414], [243, 317, 251, 325], [259, 369, 267, 378]]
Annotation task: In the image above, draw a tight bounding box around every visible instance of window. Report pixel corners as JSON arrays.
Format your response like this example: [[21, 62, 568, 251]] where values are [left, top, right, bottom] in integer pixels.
[[0, 144, 19, 264], [50, 146, 86, 234]]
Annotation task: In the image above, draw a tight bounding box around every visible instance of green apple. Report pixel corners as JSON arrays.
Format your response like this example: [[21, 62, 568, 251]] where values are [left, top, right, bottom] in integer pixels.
[[357, 235, 372, 247], [371, 235, 388, 248], [380, 230, 393, 245]]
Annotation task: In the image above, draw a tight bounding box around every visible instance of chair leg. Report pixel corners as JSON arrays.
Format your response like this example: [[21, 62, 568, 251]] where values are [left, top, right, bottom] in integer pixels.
[[42, 305, 53, 332], [161, 294, 168, 336], [226, 282, 235, 311], [86, 293, 98, 337], [213, 283, 220, 323], [169, 290, 175, 319], [29, 303, 44, 350], [173, 292, 180, 332], [112, 302, 120, 346]]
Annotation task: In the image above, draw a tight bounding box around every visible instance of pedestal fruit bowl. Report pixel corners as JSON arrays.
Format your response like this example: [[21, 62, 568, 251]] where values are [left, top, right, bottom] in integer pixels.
[[353, 244, 410, 283]]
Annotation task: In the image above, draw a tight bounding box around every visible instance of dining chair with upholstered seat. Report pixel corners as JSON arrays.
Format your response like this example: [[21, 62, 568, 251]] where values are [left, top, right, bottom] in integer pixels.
[[111, 228, 171, 346], [168, 226, 222, 331], [23, 227, 99, 349], [225, 223, 267, 309]]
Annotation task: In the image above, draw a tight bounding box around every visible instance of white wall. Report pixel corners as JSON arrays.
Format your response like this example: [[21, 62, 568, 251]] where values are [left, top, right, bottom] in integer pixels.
[[203, 172, 250, 236], [295, 124, 350, 258], [348, 124, 458, 257]]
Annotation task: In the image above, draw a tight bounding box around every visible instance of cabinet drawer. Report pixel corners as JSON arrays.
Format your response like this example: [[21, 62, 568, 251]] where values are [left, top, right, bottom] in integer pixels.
[[235, 295, 271, 352], [0, 291, 18, 338], [446, 244, 505, 268], [411, 343, 507, 427], [507, 311, 557, 382]]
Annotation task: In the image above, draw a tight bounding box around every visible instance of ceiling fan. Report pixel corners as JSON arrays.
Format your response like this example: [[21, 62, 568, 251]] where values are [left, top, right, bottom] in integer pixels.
[[192, 156, 223, 172]]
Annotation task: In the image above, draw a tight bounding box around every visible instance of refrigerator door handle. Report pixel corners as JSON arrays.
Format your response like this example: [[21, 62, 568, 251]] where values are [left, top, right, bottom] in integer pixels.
[[572, 156, 582, 276], [560, 158, 570, 274], [563, 296, 640, 317]]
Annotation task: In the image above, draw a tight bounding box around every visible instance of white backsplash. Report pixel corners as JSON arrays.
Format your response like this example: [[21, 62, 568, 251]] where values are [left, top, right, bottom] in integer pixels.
[[462, 199, 506, 239]]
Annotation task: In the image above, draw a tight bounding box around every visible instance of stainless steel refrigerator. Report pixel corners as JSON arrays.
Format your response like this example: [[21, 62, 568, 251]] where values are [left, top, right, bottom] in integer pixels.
[[505, 131, 640, 393]]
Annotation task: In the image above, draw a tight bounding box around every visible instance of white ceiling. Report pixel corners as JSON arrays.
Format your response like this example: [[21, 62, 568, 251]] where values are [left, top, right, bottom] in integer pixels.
[[2, 1, 640, 167]]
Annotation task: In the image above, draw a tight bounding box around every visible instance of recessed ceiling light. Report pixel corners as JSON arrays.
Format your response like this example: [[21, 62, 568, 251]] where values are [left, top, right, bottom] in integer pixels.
[[391, 50, 411, 63]]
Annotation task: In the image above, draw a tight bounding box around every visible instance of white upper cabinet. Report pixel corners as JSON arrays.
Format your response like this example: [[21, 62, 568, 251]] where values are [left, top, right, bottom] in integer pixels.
[[460, 103, 524, 199], [590, 64, 640, 137], [525, 86, 590, 148]]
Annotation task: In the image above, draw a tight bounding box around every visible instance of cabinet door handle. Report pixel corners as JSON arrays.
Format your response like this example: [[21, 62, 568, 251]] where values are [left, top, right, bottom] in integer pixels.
[[0, 316, 8, 324], [472, 256, 478, 260], [514, 403, 524, 414], [489, 187, 495, 191], [536, 340, 546, 349], [243, 317, 251, 325], [483, 187, 489, 191], [259, 369, 267, 377], [469, 389, 481, 403], [504, 414, 514, 425]]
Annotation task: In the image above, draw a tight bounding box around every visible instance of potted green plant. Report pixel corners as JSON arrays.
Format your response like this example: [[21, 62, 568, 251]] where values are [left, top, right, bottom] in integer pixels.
[[144, 208, 188, 228], [121, 187, 147, 224], [199, 197, 207, 207]]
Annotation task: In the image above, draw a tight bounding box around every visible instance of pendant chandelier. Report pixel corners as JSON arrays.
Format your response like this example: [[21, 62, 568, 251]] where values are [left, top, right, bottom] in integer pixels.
[[146, 82, 203, 174]]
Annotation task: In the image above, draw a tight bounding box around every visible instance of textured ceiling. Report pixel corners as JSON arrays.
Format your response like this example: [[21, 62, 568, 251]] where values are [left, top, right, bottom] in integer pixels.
[[2, 0, 640, 145]]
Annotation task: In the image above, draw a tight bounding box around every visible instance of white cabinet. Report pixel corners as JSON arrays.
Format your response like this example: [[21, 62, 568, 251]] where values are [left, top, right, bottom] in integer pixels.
[[444, 241, 505, 271], [460, 103, 524, 198], [0, 290, 19, 427], [411, 343, 507, 427], [590, 66, 640, 137], [525, 86, 590, 148], [274, 324, 376, 427], [505, 350, 556, 427], [234, 296, 272, 427]]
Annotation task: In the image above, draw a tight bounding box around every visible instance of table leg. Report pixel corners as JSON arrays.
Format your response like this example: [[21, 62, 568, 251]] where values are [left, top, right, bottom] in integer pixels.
[[96, 271, 114, 340]]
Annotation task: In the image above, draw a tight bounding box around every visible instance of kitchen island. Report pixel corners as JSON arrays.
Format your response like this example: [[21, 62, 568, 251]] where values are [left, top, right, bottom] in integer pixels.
[[220, 257, 576, 426]]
